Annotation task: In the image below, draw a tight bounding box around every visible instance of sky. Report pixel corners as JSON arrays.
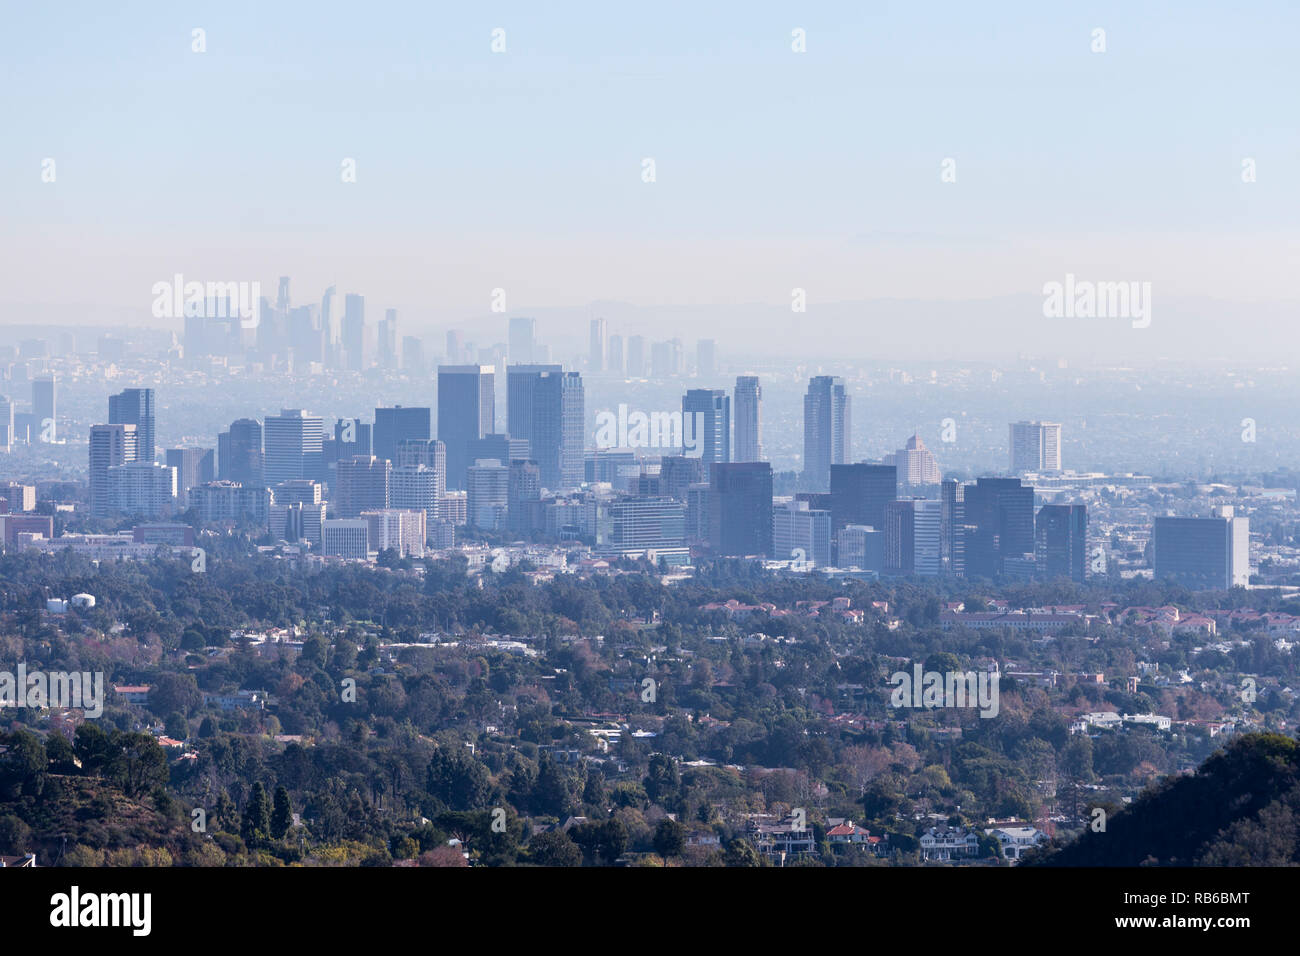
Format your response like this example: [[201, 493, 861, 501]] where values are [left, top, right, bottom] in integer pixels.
[[2, 1, 1298, 358]]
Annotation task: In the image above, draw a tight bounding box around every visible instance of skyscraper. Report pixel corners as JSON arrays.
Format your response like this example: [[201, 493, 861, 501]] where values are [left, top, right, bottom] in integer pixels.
[[708, 462, 773, 557], [0, 397, 14, 451], [262, 409, 324, 487], [343, 294, 365, 371], [607, 334, 624, 376], [402, 335, 425, 374], [696, 339, 716, 378], [883, 434, 941, 495], [803, 376, 850, 491], [733, 375, 762, 463], [961, 477, 1036, 579], [445, 330, 464, 364], [1035, 503, 1088, 583], [589, 318, 607, 373], [335, 455, 391, 517], [507, 458, 542, 533], [682, 388, 731, 465], [1010, 421, 1063, 474], [218, 419, 264, 487], [89, 424, 137, 517], [166, 447, 216, 500], [108, 388, 156, 464], [830, 463, 896, 535], [507, 366, 584, 490], [32, 375, 55, 443], [466, 459, 510, 529], [773, 498, 831, 567], [626, 335, 646, 378], [1153, 506, 1250, 590], [509, 317, 537, 365], [940, 478, 965, 575], [438, 365, 496, 490], [883, 499, 942, 576], [373, 406, 432, 464], [377, 309, 399, 369]]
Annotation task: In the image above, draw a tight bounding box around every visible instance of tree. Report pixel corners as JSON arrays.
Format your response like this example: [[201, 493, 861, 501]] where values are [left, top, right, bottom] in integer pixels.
[[242, 782, 272, 846], [425, 747, 491, 811], [653, 818, 686, 859], [528, 830, 582, 867], [271, 785, 294, 840], [148, 672, 203, 717], [723, 838, 761, 867]]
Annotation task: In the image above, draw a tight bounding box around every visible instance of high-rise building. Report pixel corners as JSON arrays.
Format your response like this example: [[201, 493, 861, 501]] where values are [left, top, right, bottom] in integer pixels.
[[660, 455, 708, 501], [507, 459, 542, 533], [166, 447, 216, 500], [651, 339, 684, 378], [342, 294, 366, 371], [605, 496, 687, 551], [1010, 421, 1063, 474], [589, 318, 607, 373], [466, 459, 509, 529], [108, 388, 156, 464], [1035, 503, 1088, 583], [507, 365, 583, 490], [377, 309, 399, 370], [373, 406, 431, 464], [445, 330, 464, 364], [270, 501, 326, 548], [884, 434, 941, 494], [733, 375, 763, 463], [362, 509, 426, 558], [773, 498, 832, 567], [708, 462, 773, 557], [0, 396, 14, 451], [468, 435, 530, 468], [32, 375, 55, 443], [322, 519, 370, 559], [607, 335, 624, 376], [262, 409, 324, 487], [402, 335, 425, 374], [940, 478, 965, 576], [188, 481, 271, 524], [509, 317, 537, 365], [837, 525, 885, 573], [682, 389, 730, 466], [883, 498, 942, 576], [803, 376, 850, 491], [438, 365, 496, 490], [273, 479, 324, 506], [107, 462, 177, 518], [89, 424, 138, 517], [697, 339, 716, 378], [961, 477, 1036, 580], [218, 419, 264, 487], [1153, 506, 1250, 590], [626, 335, 646, 378], [335, 455, 391, 517], [830, 463, 896, 535]]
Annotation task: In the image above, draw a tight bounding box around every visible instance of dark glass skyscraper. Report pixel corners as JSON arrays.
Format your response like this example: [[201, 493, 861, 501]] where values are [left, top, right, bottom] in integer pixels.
[[1035, 503, 1088, 583], [373, 406, 431, 464], [438, 365, 496, 490], [830, 463, 897, 534], [109, 387, 156, 464], [803, 376, 850, 491], [961, 477, 1036, 580], [733, 375, 762, 463], [507, 365, 584, 490], [682, 388, 731, 465], [708, 462, 773, 557], [218, 418, 264, 487]]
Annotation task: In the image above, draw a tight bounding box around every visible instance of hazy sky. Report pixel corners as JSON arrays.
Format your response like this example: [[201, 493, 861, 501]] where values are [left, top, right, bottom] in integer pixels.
[[3, 1, 1297, 345]]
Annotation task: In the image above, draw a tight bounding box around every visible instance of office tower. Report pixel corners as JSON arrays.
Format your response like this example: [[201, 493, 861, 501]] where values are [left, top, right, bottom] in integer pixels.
[[682, 388, 731, 465], [651, 339, 684, 378], [445, 330, 464, 364], [378, 309, 399, 369], [107, 462, 177, 518], [2, 483, 36, 512], [441, 490, 468, 526], [510, 317, 538, 365], [262, 409, 324, 487], [734, 375, 762, 463], [708, 462, 773, 557], [626, 335, 646, 377], [803, 376, 851, 491], [373, 406, 431, 464], [507, 365, 584, 490], [830, 463, 897, 535], [32, 375, 55, 443], [166, 448, 216, 499], [607, 334, 624, 375], [343, 293, 365, 370], [1153, 506, 1250, 590], [288, 305, 324, 365], [322, 519, 370, 559], [1036, 503, 1088, 583], [466, 459, 509, 529], [589, 317, 607, 373], [1010, 421, 1063, 474], [660, 454, 708, 501], [837, 525, 885, 572], [273, 479, 323, 506], [218, 419, 264, 487], [270, 501, 326, 548], [697, 339, 716, 378], [276, 276, 291, 315], [468, 435, 530, 469], [940, 478, 965, 575], [393, 461, 444, 528], [438, 365, 496, 490], [321, 286, 337, 352], [507, 459, 542, 533], [961, 477, 1036, 580], [773, 498, 832, 567], [335, 455, 391, 517], [606, 496, 687, 551], [0, 396, 13, 451], [884, 434, 941, 495], [883, 499, 942, 576], [402, 335, 425, 374], [89, 424, 138, 517], [108, 388, 156, 463], [188, 481, 271, 524], [362, 509, 426, 558]]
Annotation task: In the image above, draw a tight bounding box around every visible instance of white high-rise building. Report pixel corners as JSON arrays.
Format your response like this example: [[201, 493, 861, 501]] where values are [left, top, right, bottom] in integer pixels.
[[1010, 421, 1062, 474]]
